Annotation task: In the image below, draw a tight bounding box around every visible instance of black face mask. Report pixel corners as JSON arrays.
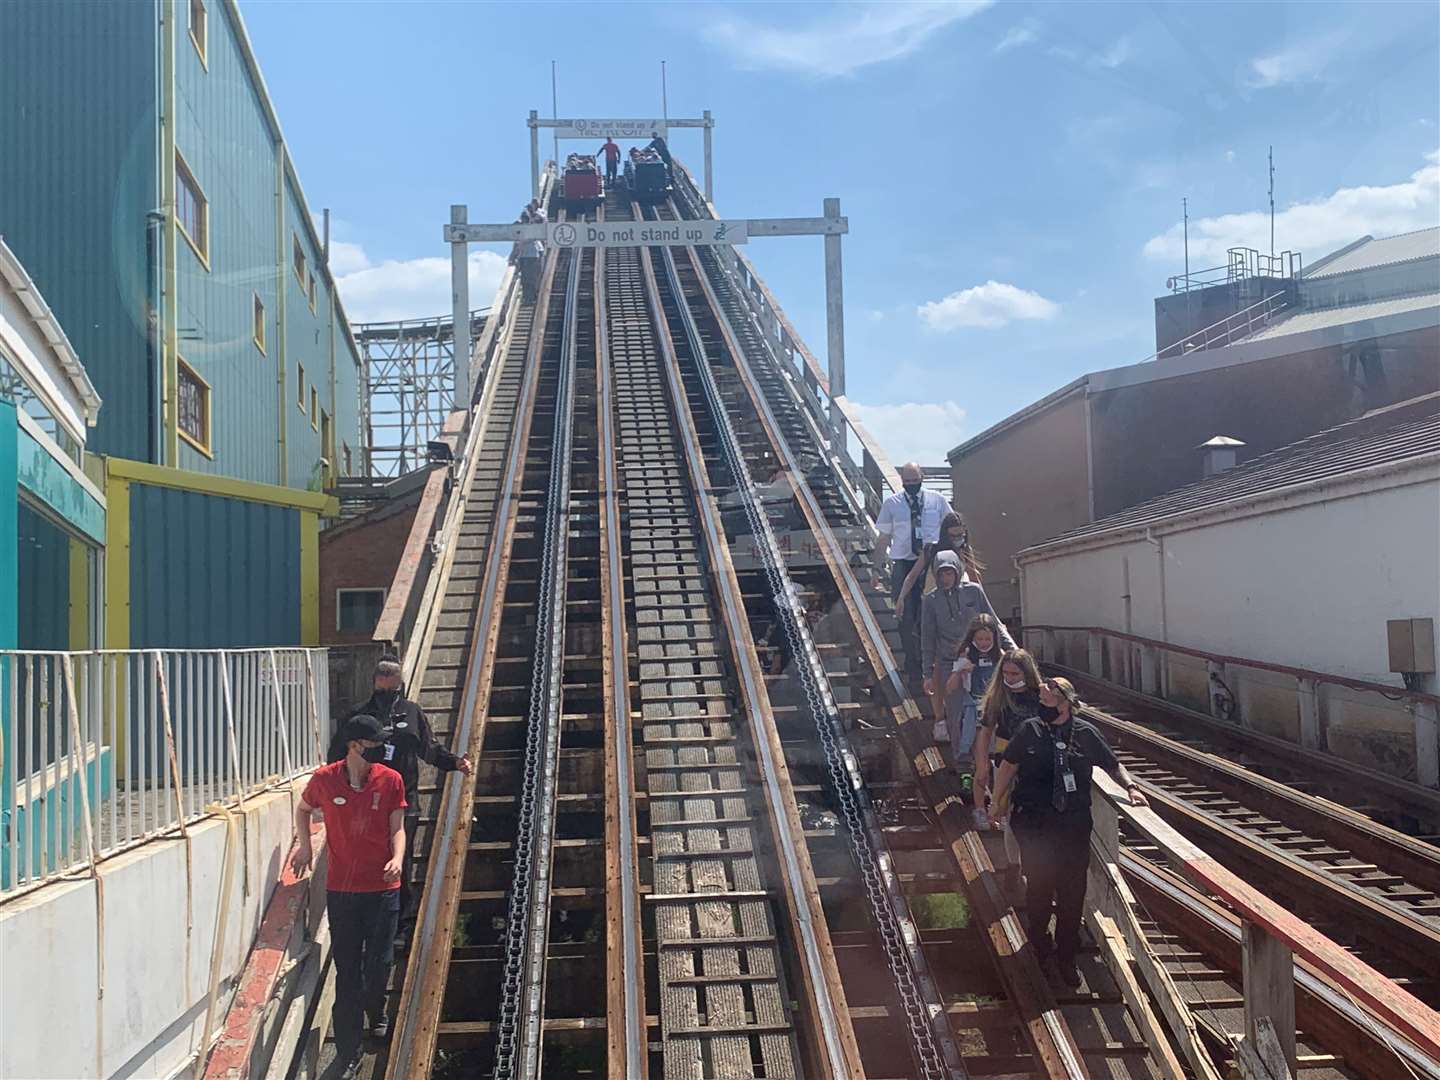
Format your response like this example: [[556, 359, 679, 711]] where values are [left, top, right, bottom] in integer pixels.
[[902, 481, 923, 496], [361, 744, 389, 764], [373, 689, 400, 716], [1038, 703, 1061, 723]]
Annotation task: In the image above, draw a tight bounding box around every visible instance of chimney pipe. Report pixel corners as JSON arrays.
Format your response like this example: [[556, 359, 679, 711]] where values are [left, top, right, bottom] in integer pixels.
[[1199, 435, 1245, 477]]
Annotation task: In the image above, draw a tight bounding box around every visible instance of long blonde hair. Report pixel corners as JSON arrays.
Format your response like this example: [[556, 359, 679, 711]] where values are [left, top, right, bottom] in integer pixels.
[[980, 647, 1042, 729]]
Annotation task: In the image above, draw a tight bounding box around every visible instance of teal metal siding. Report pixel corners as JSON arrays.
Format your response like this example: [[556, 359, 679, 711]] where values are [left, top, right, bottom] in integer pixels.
[[129, 484, 300, 647], [284, 179, 329, 489], [334, 329, 363, 478], [0, 0, 158, 463], [173, 0, 283, 485]]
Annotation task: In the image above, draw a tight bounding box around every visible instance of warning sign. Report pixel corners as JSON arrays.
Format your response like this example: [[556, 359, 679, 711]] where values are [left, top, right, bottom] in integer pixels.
[[547, 219, 747, 249]]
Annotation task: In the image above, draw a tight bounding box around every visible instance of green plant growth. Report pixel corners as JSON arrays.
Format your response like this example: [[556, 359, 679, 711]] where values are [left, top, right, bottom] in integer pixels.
[[908, 891, 970, 930]]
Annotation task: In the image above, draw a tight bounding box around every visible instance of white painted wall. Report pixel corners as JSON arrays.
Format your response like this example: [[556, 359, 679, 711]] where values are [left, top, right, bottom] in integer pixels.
[[0, 784, 301, 1079], [1021, 475, 1440, 685]]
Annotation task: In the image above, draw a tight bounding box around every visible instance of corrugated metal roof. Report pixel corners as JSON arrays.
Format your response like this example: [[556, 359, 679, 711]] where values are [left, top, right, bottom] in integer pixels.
[[1305, 227, 1440, 279], [1027, 393, 1440, 550], [1240, 291, 1440, 342]]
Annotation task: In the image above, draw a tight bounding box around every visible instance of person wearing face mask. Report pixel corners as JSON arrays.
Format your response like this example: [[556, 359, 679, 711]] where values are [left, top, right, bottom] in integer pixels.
[[972, 648, 1043, 816], [292, 714, 406, 1074], [895, 511, 980, 621], [920, 552, 1016, 753], [944, 614, 1003, 790], [330, 655, 472, 927], [874, 463, 954, 681], [989, 678, 1147, 988]]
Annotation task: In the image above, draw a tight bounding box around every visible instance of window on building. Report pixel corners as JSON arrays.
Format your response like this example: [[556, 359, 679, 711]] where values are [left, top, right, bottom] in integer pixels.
[[308, 271, 317, 312], [336, 588, 386, 634], [189, 0, 207, 65], [310, 385, 319, 428], [253, 293, 266, 353], [176, 358, 211, 455], [175, 153, 208, 262], [0, 346, 83, 464], [297, 363, 306, 409], [293, 234, 306, 286]]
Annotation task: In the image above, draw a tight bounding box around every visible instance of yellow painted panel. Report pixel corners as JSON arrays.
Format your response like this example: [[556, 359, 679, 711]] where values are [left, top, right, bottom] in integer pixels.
[[300, 510, 319, 646], [68, 539, 89, 650], [105, 456, 337, 515]]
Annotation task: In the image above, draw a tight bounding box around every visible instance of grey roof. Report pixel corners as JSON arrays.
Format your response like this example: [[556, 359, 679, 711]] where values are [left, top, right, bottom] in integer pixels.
[[1023, 393, 1440, 551], [1304, 227, 1440, 279], [1240, 291, 1440, 342]]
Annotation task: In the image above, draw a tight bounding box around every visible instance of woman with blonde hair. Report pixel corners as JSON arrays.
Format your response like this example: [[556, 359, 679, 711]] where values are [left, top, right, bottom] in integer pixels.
[[989, 677, 1147, 987], [972, 647, 1043, 813]]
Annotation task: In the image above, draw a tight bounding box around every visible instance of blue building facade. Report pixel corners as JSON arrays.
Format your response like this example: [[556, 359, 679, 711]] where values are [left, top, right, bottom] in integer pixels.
[[1, 0, 356, 649]]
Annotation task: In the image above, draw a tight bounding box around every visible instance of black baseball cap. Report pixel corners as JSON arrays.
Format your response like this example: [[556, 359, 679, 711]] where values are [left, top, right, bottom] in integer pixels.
[[341, 714, 389, 743]]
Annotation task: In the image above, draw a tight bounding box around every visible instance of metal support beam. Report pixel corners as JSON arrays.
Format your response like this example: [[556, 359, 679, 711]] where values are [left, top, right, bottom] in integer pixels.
[[703, 109, 714, 201], [822, 196, 845, 433], [450, 204, 471, 401], [528, 110, 540, 198], [1242, 922, 1297, 1077]]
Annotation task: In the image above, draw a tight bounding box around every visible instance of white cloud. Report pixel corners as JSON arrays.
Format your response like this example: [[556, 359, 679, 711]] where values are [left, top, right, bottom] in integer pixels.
[[333, 242, 509, 324], [1098, 35, 1131, 69], [917, 281, 1060, 331], [1248, 33, 1342, 88], [702, 1, 991, 78], [993, 21, 1038, 54], [851, 399, 967, 465], [1224, 149, 1237, 163], [1143, 154, 1440, 264]]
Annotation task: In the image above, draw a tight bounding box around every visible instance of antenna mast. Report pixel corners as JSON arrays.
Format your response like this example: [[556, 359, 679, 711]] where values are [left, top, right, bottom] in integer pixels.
[[661, 60, 669, 127], [1268, 145, 1275, 266]]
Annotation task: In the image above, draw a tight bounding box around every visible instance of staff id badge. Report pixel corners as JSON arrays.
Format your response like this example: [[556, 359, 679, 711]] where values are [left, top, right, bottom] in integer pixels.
[[1062, 770, 1077, 794]]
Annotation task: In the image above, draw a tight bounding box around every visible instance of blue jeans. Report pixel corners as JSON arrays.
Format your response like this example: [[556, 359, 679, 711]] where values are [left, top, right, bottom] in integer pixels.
[[947, 694, 978, 761]]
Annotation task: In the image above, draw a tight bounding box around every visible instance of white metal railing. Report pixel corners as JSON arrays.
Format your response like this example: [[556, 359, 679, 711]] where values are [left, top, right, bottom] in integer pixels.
[[1, 647, 330, 898], [670, 165, 901, 520]]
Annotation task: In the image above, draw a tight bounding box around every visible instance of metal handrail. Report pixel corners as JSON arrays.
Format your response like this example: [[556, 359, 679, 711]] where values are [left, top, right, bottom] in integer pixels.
[[1022, 622, 1439, 707], [2, 647, 330, 899], [1145, 290, 1290, 363]]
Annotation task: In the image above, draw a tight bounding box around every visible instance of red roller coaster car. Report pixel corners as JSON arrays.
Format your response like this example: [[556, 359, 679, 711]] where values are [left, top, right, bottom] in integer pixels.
[[562, 153, 603, 209]]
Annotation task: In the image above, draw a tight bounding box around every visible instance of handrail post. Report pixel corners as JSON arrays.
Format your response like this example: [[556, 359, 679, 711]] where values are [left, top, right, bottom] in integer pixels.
[[1296, 677, 1322, 752], [1241, 921, 1297, 1076]]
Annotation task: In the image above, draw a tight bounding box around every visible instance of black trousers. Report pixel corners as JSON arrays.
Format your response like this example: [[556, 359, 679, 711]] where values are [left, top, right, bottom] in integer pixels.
[[604, 158, 618, 183], [1011, 809, 1092, 963], [329, 888, 400, 1060], [890, 558, 923, 677]]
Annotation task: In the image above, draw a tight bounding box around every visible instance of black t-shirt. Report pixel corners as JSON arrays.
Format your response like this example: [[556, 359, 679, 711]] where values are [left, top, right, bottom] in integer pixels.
[[1001, 716, 1118, 815], [982, 690, 1039, 741]]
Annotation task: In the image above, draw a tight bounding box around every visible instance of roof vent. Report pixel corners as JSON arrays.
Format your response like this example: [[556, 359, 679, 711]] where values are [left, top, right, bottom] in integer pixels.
[[1199, 435, 1245, 477]]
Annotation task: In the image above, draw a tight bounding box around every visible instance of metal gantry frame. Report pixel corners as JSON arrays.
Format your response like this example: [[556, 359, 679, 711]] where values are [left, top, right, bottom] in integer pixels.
[[354, 310, 486, 478], [526, 111, 715, 202]]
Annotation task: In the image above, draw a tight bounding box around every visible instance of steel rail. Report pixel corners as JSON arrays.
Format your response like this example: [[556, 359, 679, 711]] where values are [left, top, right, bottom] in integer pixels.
[[495, 245, 583, 1079], [385, 227, 568, 1080], [656, 208, 1091, 1078], [631, 199, 865, 1078], [643, 202, 966, 1080], [592, 208, 647, 1080]]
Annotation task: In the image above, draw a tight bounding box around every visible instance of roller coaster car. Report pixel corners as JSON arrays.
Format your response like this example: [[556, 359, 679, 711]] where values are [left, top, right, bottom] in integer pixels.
[[562, 153, 603, 208], [624, 147, 670, 203]]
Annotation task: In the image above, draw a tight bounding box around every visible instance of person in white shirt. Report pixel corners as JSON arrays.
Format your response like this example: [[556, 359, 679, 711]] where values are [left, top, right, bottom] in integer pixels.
[[873, 462, 953, 679]]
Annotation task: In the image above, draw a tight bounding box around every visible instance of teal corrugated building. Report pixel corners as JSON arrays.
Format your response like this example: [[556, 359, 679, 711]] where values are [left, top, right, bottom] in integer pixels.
[[0, 0, 355, 648]]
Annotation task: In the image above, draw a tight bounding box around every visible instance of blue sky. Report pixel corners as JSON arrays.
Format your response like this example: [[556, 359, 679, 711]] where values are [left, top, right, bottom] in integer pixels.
[[243, 0, 1439, 463]]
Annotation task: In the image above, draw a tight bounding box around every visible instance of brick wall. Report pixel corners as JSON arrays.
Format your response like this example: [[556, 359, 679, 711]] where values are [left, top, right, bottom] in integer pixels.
[[319, 498, 420, 645]]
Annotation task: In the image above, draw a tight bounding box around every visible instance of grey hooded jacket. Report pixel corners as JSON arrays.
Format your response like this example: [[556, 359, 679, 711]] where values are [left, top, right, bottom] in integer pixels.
[[919, 550, 1017, 671]]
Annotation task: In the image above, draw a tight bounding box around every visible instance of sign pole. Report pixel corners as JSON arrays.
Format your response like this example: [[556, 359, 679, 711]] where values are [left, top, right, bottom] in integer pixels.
[[450, 204, 471, 401], [703, 110, 714, 203], [528, 110, 540, 199], [822, 197, 846, 435]]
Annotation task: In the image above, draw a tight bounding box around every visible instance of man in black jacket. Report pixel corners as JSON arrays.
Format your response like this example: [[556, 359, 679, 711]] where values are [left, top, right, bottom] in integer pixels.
[[330, 655, 471, 925]]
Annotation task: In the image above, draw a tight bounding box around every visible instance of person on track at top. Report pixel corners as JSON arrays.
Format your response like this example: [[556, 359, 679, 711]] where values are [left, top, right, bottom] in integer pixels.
[[647, 131, 673, 179], [597, 137, 621, 184]]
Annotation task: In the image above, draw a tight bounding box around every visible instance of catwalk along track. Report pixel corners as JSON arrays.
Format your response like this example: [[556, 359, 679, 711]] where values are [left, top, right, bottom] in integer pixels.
[[349, 166, 1438, 1080]]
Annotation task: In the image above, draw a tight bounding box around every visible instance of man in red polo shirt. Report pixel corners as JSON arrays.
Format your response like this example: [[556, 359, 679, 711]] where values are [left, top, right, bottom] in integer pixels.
[[292, 715, 406, 1077]]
